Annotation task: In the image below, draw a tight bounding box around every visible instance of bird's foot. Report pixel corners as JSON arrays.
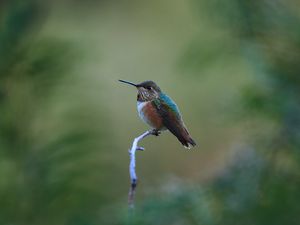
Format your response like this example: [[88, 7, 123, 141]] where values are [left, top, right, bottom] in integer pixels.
[[151, 129, 161, 136]]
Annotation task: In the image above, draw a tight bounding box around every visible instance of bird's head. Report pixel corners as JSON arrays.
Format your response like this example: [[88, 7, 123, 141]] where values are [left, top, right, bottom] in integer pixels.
[[118, 80, 161, 102]]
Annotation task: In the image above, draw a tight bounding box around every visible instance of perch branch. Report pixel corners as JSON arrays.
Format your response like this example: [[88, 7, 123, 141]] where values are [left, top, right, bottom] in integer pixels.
[[128, 130, 157, 208]]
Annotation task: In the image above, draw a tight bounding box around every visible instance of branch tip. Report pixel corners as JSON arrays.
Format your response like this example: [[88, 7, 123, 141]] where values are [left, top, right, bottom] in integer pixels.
[[128, 130, 156, 208]]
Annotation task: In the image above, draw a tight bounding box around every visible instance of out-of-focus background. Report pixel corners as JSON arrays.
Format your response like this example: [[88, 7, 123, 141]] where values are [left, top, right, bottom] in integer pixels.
[[1, 0, 299, 224]]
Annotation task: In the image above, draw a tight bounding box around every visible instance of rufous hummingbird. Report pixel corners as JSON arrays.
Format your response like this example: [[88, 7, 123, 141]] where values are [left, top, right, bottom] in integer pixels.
[[119, 80, 196, 149]]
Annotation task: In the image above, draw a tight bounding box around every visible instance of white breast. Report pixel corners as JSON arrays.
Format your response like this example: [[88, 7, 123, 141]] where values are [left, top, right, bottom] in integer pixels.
[[137, 101, 148, 124]]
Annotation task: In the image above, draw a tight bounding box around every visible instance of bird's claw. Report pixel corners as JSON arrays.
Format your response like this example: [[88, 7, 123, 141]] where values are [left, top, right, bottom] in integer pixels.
[[151, 129, 161, 136]]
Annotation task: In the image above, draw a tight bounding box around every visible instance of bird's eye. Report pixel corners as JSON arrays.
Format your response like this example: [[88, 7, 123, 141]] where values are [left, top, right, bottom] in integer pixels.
[[146, 86, 152, 90]]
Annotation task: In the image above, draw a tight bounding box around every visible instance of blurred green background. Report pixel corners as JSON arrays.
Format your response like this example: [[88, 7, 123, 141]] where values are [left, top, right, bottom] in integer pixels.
[[1, 0, 300, 224]]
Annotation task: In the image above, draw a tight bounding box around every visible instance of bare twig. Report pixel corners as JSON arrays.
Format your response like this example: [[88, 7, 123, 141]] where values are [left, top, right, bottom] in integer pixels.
[[128, 130, 156, 209]]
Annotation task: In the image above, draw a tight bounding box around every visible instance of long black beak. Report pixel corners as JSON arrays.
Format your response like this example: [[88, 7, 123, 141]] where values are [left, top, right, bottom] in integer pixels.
[[118, 79, 138, 87]]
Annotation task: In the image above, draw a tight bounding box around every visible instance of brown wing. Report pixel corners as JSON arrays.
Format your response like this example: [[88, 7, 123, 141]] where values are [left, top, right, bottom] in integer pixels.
[[152, 100, 196, 148]]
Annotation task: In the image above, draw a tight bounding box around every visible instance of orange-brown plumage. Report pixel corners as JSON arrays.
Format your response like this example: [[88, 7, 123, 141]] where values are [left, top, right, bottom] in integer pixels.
[[119, 79, 196, 148], [140, 102, 164, 130]]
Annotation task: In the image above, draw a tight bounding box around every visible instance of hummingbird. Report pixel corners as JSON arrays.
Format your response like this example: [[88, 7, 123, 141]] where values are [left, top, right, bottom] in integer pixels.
[[119, 80, 196, 149]]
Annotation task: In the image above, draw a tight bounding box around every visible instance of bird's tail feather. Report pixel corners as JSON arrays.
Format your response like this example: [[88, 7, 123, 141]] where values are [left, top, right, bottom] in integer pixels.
[[177, 127, 196, 149]]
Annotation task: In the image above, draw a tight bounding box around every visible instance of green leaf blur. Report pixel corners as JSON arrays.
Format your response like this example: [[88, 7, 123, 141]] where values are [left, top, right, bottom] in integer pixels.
[[0, 0, 299, 225]]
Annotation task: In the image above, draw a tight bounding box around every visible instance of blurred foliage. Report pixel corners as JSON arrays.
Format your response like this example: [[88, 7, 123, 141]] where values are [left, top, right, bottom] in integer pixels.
[[0, 1, 112, 225], [119, 0, 300, 225], [1, 0, 300, 225]]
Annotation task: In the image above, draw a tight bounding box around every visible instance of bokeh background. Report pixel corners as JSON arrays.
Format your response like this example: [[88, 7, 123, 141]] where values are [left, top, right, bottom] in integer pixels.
[[1, 0, 300, 224]]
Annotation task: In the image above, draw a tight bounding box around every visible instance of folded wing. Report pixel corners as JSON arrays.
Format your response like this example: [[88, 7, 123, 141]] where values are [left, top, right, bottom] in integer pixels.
[[152, 95, 196, 148]]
